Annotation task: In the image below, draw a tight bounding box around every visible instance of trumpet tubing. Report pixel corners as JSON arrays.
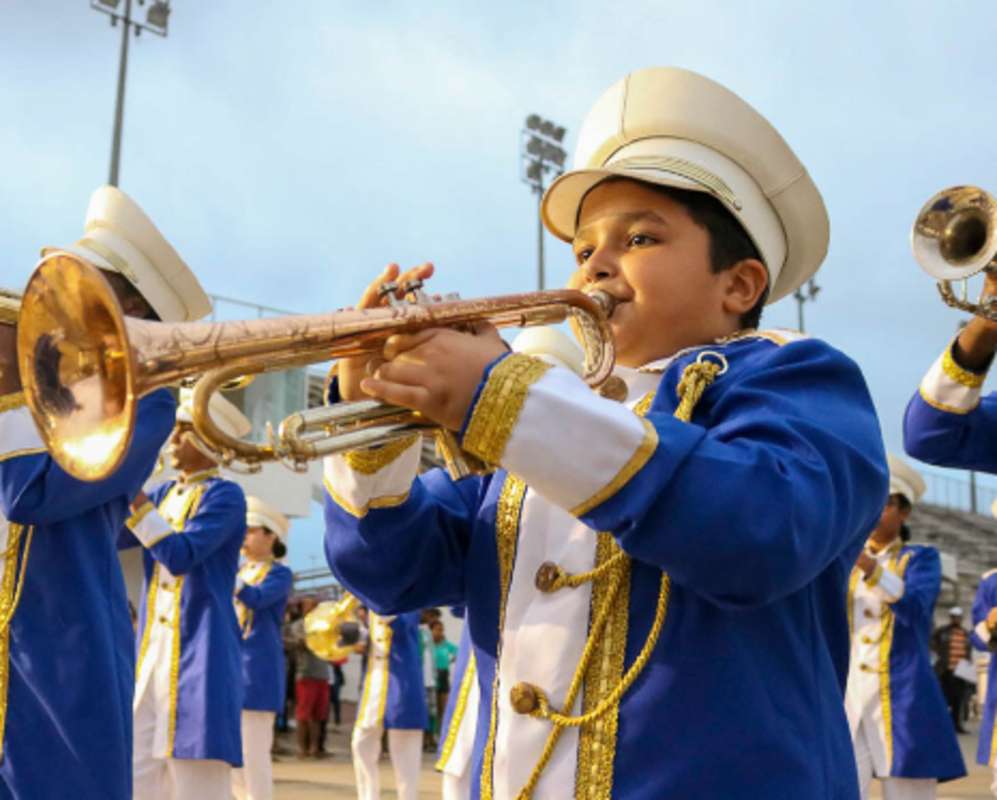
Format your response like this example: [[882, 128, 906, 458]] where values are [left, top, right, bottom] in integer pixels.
[[18, 253, 615, 481], [912, 185, 997, 320], [0, 290, 20, 396]]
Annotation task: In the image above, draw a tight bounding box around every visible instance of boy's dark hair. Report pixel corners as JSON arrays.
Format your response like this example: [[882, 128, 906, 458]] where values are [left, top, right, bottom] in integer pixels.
[[624, 181, 769, 329], [272, 538, 287, 559]]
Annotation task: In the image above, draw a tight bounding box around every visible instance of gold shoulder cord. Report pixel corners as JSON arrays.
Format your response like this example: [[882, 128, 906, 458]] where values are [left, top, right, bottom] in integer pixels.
[[492, 353, 726, 800], [0, 522, 34, 759]]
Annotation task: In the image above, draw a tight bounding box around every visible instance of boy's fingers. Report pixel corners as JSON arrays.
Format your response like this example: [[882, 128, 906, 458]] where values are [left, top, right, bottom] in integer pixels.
[[374, 360, 434, 388], [358, 263, 400, 310], [383, 329, 440, 360], [359, 377, 432, 412]]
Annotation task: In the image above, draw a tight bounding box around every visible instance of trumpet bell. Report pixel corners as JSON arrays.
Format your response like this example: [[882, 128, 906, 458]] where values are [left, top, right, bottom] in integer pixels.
[[912, 185, 997, 282], [304, 594, 361, 662], [18, 253, 137, 482]]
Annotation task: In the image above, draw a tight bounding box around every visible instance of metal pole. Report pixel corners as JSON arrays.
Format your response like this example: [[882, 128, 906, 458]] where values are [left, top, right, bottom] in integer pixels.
[[796, 295, 804, 333], [536, 186, 545, 290], [108, 0, 133, 187], [970, 469, 979, 514]]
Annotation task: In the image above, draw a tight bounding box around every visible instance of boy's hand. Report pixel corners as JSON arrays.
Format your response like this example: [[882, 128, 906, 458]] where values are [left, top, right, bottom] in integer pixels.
[[338, 262, 435, 402], [360, 324, 508, 431], [855, 551, 877, 577], [953, 271, 997, 371], [986, 607, 997, 632]]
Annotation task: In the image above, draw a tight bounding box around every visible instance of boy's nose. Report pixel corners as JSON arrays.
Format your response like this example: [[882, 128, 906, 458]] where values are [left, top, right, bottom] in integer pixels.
[[582, 247, 619, 283]]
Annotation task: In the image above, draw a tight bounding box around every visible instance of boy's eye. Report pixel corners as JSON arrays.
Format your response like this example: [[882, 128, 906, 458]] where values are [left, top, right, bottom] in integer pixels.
[[628, 233, 655, 247], [574, 247, 593, 263]]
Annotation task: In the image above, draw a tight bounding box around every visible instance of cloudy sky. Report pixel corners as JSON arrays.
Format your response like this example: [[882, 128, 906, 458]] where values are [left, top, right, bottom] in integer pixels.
[[4, 1, 997, 570]]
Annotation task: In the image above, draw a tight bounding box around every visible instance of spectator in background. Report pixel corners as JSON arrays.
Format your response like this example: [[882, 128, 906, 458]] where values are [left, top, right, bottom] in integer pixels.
[[430, 620, 458, 736], [934, 606, 973, 734], [279, 601, 304, 733], [287, 596, 331, 758], [330, 659, 346, 729], [419, 608, 442, 747]]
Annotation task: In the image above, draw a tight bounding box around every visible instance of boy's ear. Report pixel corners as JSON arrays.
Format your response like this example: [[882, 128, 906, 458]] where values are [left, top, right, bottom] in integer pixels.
[[720, 259, 769, 318]]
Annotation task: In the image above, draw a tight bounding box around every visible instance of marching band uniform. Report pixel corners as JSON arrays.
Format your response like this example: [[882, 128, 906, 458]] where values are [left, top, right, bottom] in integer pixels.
[[903, 339, 997, 472], [0, 186, 209, 800], [436, 618, 479, 800], [844, 456, 965, 800], [323, 67, 888, 800], [122, 393, 250, 799], [352, 610, 428, 800], [231, 497, 293, 800], [972, 566, 997, 796]]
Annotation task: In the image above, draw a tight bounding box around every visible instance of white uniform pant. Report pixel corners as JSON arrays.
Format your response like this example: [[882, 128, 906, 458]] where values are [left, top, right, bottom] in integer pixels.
[[351, 725, 422, 800], [854, 722, 936, 800], [133, 684, 232, 800], [991, 765, 997, 798], [232, 710, 275, 800], [442, 768, 472, 800]]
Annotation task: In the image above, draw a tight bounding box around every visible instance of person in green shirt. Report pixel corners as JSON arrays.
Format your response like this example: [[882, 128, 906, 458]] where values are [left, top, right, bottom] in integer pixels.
[[430, 620, 459, 731]]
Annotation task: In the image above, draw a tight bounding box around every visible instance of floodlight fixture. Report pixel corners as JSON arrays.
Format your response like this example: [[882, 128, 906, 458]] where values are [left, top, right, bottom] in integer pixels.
[[146, 1, 170, 31]]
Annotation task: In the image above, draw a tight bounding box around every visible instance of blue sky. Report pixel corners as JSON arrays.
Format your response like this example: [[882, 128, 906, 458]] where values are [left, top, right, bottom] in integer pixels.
[[4, 1, 997, 570]]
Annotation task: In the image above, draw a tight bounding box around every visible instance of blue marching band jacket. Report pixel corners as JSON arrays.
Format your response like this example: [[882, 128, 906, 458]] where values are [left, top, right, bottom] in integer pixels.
[[845, 541, 965, 781], [324, 332, 889, 800], [0, 389, 175, 800], [354, 610, 428, 732], [905, 340, 997, 769], [235, 558, 294, 712], [121, 468, 247, 766]]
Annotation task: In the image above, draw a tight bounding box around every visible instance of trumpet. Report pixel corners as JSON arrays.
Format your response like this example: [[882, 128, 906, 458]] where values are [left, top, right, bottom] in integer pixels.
[[304, 593, 362, 662], [18, 253, 615, 482], [912, 185, 997, 320]]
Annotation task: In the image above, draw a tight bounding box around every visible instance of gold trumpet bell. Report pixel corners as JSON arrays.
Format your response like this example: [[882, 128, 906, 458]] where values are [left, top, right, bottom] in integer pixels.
[[18, 253, 137, 482], [304, 594, 361, 662]]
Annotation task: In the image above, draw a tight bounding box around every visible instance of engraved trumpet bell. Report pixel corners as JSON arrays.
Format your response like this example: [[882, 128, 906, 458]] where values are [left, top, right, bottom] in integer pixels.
[[912, 185, 997, 282]]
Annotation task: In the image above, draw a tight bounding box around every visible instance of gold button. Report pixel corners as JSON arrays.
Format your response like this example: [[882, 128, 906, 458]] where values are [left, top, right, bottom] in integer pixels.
[[861, 636, 872, 644], [863, 609, 874, 619], [161, 582, 171, 589], [534, 562, 562, 593], [510, 682, 540, 715], [158, 615, 168, 624], [597, 375, 628, 402]]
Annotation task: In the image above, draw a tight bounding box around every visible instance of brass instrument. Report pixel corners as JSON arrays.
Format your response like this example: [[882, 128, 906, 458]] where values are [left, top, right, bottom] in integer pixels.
[[304, 593, 362, 661], [19, 253, 615, 482], [0, 290, 18, 326], [912, 186, 997, 320]]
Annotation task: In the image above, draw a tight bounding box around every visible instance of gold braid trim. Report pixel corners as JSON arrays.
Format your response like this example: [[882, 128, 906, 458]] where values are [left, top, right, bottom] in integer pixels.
[[343, 434, 420, 475], [462, 355, 552, 465], [0, 393, 24, 414], [505, 357, 724, 799], [942, 345, 986, 389], [480, 476, 527, 800], [576, 534, 631, 799], [436, 653, 478, 771], [878, 548, 915, 771], [0, 523, 33, 760], [166, 576, 185, 756]]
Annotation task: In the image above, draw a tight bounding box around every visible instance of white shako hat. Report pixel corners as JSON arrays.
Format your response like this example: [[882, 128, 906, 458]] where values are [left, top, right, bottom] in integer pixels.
[[541, 67, 829, 304], [176, 387, 252, 439], [245, 495, 289, 542], [42, 186, 211, 323], [511, 326, 585, 376], [887, 453, 926, 506]]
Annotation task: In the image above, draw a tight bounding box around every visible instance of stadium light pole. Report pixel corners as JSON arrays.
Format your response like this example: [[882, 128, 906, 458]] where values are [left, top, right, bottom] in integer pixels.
[[520, 115, 567, 290], [90, 0, 172, 186], [793, 277, 820, 333]]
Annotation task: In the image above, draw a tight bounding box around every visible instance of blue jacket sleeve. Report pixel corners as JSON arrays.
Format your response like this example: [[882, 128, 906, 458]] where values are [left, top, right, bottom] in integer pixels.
[[904, 391, 997, 472], [324, 470, 482, 615], [0, 389, 175, 525], [146, 480, 246, 575], [972, 575, 997, 652], [890, 547, 940, 628], [585, 340, 888, 610], [237, 564, 293, 610]]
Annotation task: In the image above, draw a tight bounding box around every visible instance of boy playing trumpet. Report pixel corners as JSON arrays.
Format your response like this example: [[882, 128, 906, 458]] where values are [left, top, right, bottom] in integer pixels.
[[324, 67, 888, 799]]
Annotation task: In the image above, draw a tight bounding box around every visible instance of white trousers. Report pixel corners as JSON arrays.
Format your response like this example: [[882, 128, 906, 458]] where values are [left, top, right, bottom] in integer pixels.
[[854, 722, 936, 800], [231, 710, 275, 800], [991, 765, 997, 798], [442, 768, 473, 800], [351, 726, 422, 800], [133, 684, 232, 800]]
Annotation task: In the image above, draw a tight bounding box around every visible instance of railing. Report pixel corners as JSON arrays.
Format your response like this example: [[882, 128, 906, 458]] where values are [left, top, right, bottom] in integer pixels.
[[922, 467, 997, 516]]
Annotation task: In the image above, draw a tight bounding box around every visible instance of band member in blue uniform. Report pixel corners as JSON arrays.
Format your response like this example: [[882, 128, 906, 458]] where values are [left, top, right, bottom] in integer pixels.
[[845, 455, 965, 800], [436, 613, 479, 800], [122, 390, 250, 799], [0, 186, 210, 800], [972, 557, 997, 797], [323, 67, 888, 799], [352, 610, 428, 800], [231, 496, 293, 800]]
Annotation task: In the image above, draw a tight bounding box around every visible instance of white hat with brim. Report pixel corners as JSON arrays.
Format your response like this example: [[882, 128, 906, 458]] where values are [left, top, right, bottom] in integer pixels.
[[176, 388, 252, 440], [887, 453, 927, 506], [246, 495, 290, 542], [42, 186, 211, 323], [541, 67, 829, 304]]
